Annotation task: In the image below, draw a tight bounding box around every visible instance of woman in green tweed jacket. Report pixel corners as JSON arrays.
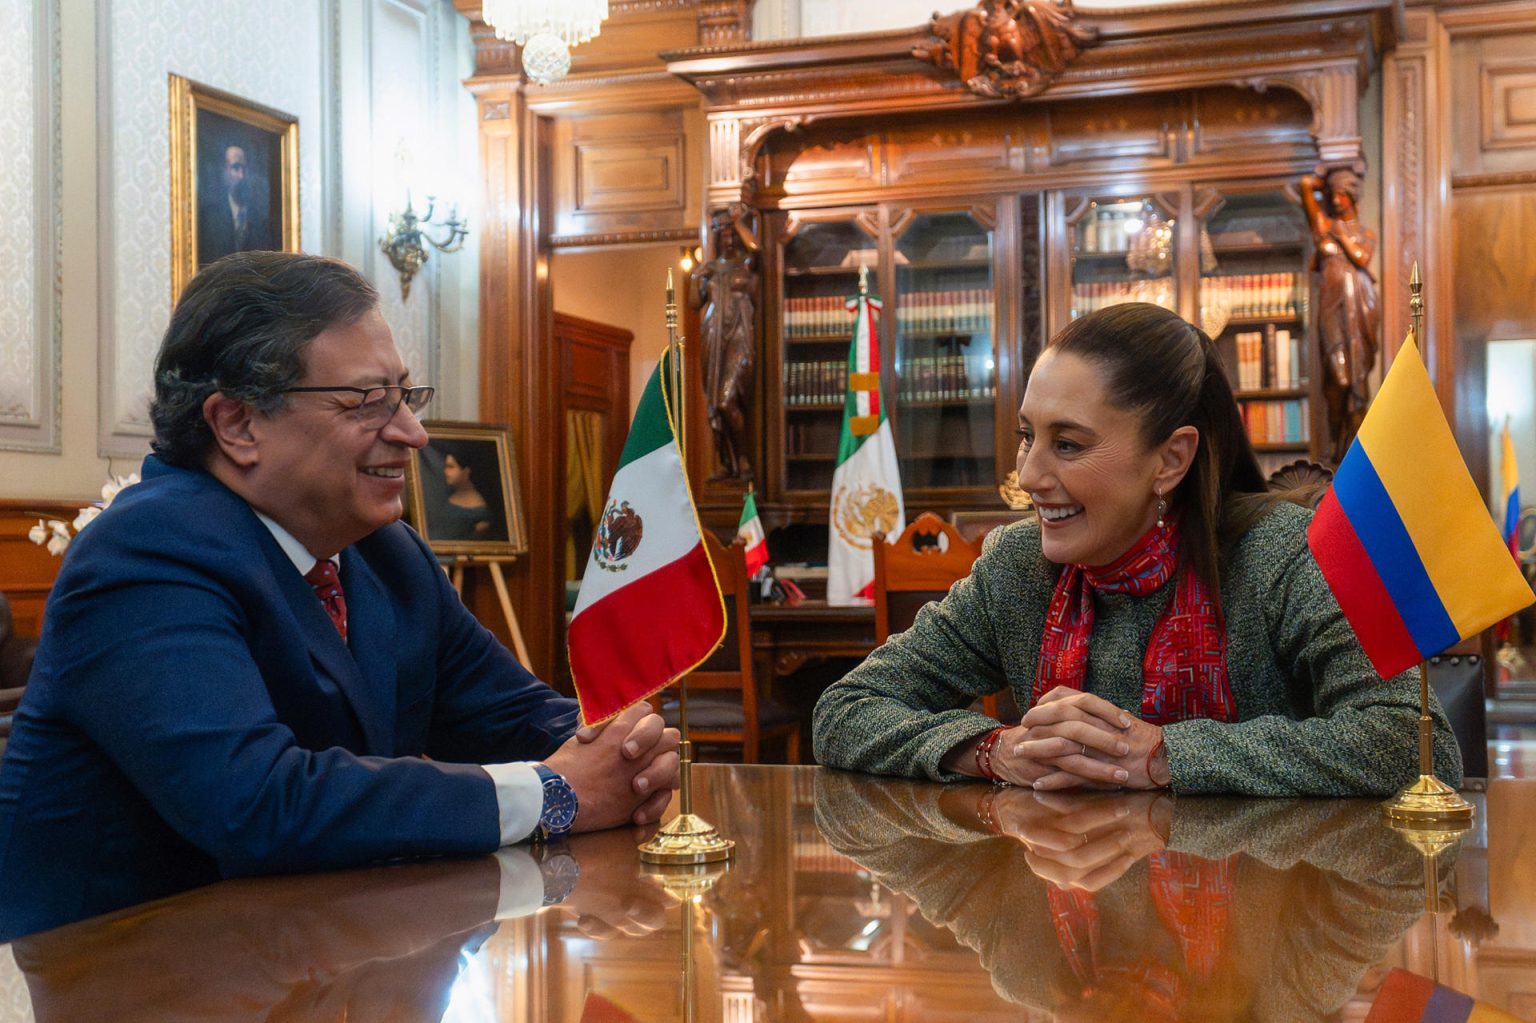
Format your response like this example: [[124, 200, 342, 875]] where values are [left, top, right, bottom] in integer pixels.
[[813, 303, 1460, 796]]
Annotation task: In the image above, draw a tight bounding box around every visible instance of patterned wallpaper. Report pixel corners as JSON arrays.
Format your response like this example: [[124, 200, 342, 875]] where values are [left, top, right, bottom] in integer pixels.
[[101, 0, 326, 453], [0, 0, 59, 453], [99, 0, 460, 455]]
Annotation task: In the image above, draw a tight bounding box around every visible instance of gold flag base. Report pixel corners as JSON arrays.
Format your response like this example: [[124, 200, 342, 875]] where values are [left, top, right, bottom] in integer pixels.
[[639, 813, 735, 865], [644, 858, 730, 899], [1383, 773, 1475, 826]]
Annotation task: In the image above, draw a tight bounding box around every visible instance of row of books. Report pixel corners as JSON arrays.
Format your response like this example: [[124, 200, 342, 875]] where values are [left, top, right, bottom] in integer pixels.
[[784, 361, 847, 406], [1232, 325, 1303, 390], [784, 291, 993, 338], [1203, 272, 1305, 320], [894, 290, 992, 335], [783, 296, 854, 338], [784, 358, 998, 405], [1070, 283, 1177, 317], [895, 356, 997, 401], [1240, 397, 1309, 444]]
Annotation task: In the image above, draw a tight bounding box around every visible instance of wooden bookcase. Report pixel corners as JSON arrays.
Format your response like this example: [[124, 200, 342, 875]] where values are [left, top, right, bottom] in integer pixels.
[[663, 5, 1393, 555]]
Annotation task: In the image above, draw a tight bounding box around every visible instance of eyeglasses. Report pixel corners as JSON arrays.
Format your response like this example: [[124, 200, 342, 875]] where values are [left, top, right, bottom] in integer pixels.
[[282, 385, 435, 428]]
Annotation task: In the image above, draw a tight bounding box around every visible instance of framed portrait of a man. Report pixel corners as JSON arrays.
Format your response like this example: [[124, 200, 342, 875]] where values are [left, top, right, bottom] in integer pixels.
[[169, 74, 298, 299], [405, 422, 528, 558]]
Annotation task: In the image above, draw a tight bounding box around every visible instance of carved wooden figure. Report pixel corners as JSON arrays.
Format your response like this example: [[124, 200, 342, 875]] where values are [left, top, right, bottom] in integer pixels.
[[1302, 164, 1380, 464], [692, 204, 760, 480], [913, 0, 1097, 99]]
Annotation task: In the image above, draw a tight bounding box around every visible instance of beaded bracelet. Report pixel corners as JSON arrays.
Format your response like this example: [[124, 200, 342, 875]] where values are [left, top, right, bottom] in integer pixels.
[[1144, 735, 1168, 788], [974, 726, 1008, 784]]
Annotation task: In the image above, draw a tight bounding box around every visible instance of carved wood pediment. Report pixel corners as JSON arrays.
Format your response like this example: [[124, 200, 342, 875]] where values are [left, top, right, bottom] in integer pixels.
[[913, 0, 1098, 100]]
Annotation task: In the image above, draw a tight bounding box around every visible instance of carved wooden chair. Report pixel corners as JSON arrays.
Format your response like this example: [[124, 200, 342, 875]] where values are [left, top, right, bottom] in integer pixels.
[[872, 512, 1019, 721], [658, 531, 801, 764]]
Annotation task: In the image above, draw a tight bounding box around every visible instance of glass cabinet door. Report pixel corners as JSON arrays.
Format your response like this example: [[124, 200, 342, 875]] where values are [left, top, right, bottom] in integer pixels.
[[1197, 186, 1312, 476], [780, 215, 879, 494], [891, 210, 996, 490], [1069, 195, 1179, 320]]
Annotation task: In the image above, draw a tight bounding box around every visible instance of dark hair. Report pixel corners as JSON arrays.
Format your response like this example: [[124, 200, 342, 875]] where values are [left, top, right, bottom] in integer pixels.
[[150, 251, 379, 467], [1043, 303, 1267, 591]]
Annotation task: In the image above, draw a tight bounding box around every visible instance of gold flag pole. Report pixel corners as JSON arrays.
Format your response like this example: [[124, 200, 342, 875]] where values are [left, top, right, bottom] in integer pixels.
[[640, 267, 735, 865], [1384, 261, 1475, 828]]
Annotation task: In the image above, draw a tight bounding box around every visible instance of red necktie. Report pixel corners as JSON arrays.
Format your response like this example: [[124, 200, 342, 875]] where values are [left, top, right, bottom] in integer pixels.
[[304, 560, 348, 642]]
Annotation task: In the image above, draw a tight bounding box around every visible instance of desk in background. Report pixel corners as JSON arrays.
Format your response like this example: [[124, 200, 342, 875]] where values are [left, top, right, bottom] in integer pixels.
[[1, 765, 1532, 1021]]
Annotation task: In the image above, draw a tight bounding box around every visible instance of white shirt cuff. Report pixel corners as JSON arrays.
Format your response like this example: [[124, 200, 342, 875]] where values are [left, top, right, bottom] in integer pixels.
[[483, 762, 543, 845], [492, 847, 545, 920]]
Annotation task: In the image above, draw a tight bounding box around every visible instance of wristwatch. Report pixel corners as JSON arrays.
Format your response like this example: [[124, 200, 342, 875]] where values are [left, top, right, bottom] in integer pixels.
[[533, 763, 578, 840], [531, 841, 580, 906]]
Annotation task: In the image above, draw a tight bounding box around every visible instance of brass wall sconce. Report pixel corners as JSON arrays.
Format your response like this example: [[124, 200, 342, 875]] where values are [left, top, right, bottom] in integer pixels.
[[379, 194, 469, 300], [678, 245, 701, 272]]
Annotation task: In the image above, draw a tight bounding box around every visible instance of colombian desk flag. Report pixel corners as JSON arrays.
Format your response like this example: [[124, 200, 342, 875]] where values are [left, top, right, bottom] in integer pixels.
[[567, 349, 727, 725], [1364, 968, 1524, 1022], [1499, 418, 1520, 559], [1307, 333, 1535, 678]]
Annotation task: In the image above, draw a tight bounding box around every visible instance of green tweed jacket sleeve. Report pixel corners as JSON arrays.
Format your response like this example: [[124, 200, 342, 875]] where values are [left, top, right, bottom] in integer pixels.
[[811, 502, 1463, 796]]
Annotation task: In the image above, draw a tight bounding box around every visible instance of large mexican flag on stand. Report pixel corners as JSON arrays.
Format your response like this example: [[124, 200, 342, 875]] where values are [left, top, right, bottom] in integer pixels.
[[826, 286, 905, 606], [567, 350, 727, 725]]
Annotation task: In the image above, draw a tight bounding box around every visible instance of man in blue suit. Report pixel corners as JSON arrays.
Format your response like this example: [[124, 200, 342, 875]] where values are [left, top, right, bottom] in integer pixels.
[[0, 252, 679, 938]]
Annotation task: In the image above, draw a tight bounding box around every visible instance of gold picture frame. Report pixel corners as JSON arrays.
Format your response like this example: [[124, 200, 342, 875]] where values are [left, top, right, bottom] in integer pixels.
[[405, 421, 529, 558], [169, 74, 300, 301]]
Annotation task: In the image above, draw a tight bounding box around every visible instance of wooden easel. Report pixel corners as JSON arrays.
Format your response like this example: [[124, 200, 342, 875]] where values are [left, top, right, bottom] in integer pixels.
[[445, 555, 532, 671]]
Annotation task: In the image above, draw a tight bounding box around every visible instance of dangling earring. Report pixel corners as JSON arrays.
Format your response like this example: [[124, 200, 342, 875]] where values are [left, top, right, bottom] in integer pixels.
[[1155, 488, 1166, 530]]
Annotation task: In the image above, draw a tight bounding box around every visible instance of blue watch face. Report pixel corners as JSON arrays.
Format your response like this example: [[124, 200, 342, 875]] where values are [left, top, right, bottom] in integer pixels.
[[536, 766, 578, 836]]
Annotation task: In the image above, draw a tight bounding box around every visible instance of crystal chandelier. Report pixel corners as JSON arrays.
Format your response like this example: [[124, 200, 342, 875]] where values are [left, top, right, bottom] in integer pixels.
[[481, 0, 609, 86]]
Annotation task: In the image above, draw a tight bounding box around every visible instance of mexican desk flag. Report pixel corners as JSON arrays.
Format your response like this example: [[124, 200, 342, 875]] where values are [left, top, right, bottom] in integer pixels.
[[1307, 332, 1534, 678], [737, 488, 769, 577], [826, 286, 905, 606], [567, 351, 726, 725]]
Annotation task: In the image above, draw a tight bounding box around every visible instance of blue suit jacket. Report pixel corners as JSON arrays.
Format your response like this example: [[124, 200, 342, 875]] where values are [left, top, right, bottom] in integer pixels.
[[0, 457, 579, 938]]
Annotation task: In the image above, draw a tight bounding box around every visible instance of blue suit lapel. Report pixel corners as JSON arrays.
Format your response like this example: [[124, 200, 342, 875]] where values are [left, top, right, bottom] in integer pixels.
[[336, 548, 399, 754], [267, 541, 397, 757]]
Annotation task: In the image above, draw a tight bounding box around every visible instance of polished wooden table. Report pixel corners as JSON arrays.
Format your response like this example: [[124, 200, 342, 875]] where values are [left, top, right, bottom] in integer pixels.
[[0, 765, 1532, 1022]]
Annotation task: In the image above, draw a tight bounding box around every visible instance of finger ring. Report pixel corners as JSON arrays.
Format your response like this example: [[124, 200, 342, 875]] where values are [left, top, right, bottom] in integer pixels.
[[1080, 743, 1087, 756]]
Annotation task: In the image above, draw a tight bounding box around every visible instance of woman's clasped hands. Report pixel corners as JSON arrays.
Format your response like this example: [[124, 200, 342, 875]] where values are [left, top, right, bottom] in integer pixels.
[[985, 687, 1169, 791]]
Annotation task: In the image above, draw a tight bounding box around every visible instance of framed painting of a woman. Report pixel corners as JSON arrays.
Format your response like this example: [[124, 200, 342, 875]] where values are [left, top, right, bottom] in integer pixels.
[[405, 421, 528, 558]]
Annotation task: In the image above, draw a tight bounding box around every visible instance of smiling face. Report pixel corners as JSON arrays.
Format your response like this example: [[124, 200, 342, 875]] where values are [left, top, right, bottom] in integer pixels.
[[236, 308, 427, 558], [1017, 348, 1190, 567]]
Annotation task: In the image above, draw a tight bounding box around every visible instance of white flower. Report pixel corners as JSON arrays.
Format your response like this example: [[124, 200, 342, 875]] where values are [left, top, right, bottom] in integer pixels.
[[26, 474, 139, 556], [101, 473, 139, 505], [44, 520, 70, 556]]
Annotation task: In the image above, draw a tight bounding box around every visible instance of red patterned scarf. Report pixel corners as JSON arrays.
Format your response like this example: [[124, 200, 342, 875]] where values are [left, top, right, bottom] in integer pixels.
[[1033, 520, 1237, 725]]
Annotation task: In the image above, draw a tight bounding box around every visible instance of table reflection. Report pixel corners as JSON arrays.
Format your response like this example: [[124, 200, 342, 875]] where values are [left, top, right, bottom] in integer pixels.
[[813, 775, 1437, 1021], [0, 767, 1531, 1022]]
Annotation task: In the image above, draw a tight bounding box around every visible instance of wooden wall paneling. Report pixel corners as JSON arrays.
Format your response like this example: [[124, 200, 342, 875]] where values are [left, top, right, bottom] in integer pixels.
[[1044, 92, 1180, 168], [469, 85, 562, 680], [882, 118, 1016, 189], [1452, 181, 1536, 494], [0, 501, 83, 640], [550, 106, 704, 245], [1190, 87, 1317, 161], [1383, 9, 1454, 378]]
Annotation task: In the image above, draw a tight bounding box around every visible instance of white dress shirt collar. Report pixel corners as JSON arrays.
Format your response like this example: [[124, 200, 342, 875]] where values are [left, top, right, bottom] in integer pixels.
[[254, 511, 338, 576]]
